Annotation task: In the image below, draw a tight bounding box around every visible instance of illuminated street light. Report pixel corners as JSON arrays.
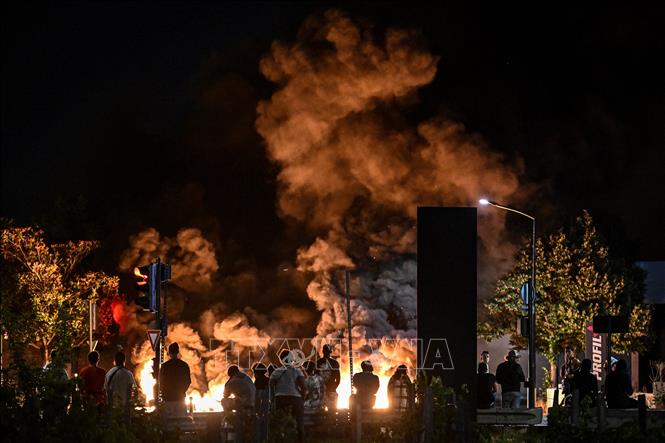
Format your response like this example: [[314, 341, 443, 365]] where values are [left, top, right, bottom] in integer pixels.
[[479, 198, 537, 409]]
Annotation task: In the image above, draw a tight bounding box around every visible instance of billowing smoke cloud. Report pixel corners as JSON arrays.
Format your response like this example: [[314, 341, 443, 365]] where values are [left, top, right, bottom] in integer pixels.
[[119, 227, 219, 294], [257, 9, 523, 371]]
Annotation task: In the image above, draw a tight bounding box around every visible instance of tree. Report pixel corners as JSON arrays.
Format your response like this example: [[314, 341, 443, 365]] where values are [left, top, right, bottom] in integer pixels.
[[0, 224, 119, 364], [479, 211, 652, 381]]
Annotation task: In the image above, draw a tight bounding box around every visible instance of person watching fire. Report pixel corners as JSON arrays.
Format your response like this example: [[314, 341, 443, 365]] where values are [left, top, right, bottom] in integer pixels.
[[79, 351, 107, 410], [270, 350, 306, 443], [224, 365, 256, 443], [388, 364, 414, 412], [353, 360, 380, 410], [104, 351, 135, 423], [316, 344, 340, 410], [303, 360, 325, 411], [159, 342, 191, 416]]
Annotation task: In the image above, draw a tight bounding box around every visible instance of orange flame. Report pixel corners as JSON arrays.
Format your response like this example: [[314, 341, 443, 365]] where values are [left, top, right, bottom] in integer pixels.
[[136, 357, 392, 412]]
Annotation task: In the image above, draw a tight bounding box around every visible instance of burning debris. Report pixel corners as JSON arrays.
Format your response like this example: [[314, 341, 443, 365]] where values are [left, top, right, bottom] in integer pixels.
[[256, 8, 522, 399], [120, 9, 525, 412]]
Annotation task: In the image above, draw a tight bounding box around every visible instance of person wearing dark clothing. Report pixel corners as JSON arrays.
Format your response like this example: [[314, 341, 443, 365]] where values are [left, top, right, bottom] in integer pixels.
[[388, 365, 414, 412], [604, 359, 638, 408], [253, 363, 270, 443], [79, 351, 106, 407], [159, 343, 191, 416], [572, 359, 598, 407], [477, 363, 497, 409], [496, 350, 525, 408], [561, 349, 580, 396], [224, 366, 256, 443], [316, 344, 340, 410], [353, 360, 380, 410]]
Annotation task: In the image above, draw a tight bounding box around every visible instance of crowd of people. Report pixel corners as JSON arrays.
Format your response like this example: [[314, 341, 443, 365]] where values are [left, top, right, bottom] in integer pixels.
[[48, 339, 646, 441], [220, 346, 415, 442], [55, 342, 412, 442], [476, 349, 640, 410]]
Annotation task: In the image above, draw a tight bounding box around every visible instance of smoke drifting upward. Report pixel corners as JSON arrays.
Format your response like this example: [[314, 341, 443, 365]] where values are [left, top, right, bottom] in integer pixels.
[[257, 9, 523, 369], [118, 227, 219, 294]]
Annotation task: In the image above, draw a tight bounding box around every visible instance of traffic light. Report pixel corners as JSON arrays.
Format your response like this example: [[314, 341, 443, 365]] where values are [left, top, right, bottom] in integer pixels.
[[133, 263, 160, 312]]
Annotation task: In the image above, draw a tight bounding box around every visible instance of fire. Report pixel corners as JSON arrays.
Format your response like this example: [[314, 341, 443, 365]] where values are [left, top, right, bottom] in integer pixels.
[[137, 358, 393, 412], [336, 368, 390, 409], [138, 359, 156, 406], [187, 384, 225, 412], [133, 267, 147, 285], [137, 358, 226, 412]]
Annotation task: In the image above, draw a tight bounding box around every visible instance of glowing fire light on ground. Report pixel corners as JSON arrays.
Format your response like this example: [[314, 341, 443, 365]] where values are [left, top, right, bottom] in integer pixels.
[[138, 360, 392, 412], [336, 370, 390, 409]]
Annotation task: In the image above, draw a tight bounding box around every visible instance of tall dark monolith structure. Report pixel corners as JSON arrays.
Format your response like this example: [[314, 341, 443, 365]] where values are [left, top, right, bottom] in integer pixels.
[[417, 206, 477, 412]]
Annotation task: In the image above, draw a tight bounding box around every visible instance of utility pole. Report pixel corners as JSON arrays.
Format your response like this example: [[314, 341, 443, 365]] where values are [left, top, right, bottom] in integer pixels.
[[89, 300, 97, 352]]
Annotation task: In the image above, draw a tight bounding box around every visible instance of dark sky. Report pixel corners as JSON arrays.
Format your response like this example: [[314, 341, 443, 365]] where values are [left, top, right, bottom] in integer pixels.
[[2, 1, 664, 277]]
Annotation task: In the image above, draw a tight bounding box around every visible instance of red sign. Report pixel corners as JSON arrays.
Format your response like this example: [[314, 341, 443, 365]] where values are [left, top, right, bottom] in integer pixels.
[[147, 329, 161, 351]]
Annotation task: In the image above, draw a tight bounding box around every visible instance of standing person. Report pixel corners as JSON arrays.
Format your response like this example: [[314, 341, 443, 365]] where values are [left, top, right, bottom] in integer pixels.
[[159, 342, 191, 417], [42, 350, 70, 422], [44, 350, 69, 383], [561, 348, 580, 396], [104, 351, 135, 423], [477, 363, 497, 409], [303, 360, 325, 411], [224, 365, 256, 443], [388, 365, 414, 413], [480, 350, 490, 368], [252, 363, 270, 443], [79, 351, 107, 409], [316, 344, 340, 410], [353, 360, 380, 410], [270, 350, 306, 443], [496, 350, 525, 408], [572, 359, 598, 407], [604, 359, 638, 408]]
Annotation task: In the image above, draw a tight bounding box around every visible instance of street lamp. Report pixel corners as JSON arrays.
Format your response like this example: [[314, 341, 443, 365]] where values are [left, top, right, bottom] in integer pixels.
[[479, 198, 537, 409]]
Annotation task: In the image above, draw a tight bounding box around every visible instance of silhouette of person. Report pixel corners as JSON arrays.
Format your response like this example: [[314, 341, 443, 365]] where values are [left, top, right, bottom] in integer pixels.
[[104, 351, 135, 423], [303, 360, 325, 411], [79, 350, 107, 408], [477, 362, 497, 409], [252, 363, 270, 442], [605, 359, 638, 408], [44, 350, 69, 383], [224, 365, 256, 443], [496, 350, 525, 408], [572, 358, 598, 407], [388, 365, 414, 412], [353, 360, 380, 410], [159, 342, 191, 416], [316, 344, 340, 409], [270, 350, 306, 442]]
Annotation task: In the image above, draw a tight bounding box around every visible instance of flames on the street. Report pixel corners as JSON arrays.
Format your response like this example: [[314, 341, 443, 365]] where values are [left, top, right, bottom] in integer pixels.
[[135, 355, 391, 412], [123, 8, 523, 415]]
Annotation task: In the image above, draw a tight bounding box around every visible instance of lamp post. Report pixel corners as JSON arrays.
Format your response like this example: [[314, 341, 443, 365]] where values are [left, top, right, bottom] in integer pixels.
[[479, 198, 537, 409]]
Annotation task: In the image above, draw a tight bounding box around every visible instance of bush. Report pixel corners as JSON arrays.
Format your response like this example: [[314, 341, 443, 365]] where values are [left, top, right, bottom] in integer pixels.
[[1, 360, 160, 443]]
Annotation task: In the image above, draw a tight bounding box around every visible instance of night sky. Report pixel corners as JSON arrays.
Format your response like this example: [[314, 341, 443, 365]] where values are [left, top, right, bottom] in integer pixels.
[[3, 2, 664, 280]]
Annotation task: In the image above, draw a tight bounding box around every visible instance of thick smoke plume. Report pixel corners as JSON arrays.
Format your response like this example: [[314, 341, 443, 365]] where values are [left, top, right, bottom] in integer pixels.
[[257, 9, 523, 372], [119, 227, 219, 294]]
